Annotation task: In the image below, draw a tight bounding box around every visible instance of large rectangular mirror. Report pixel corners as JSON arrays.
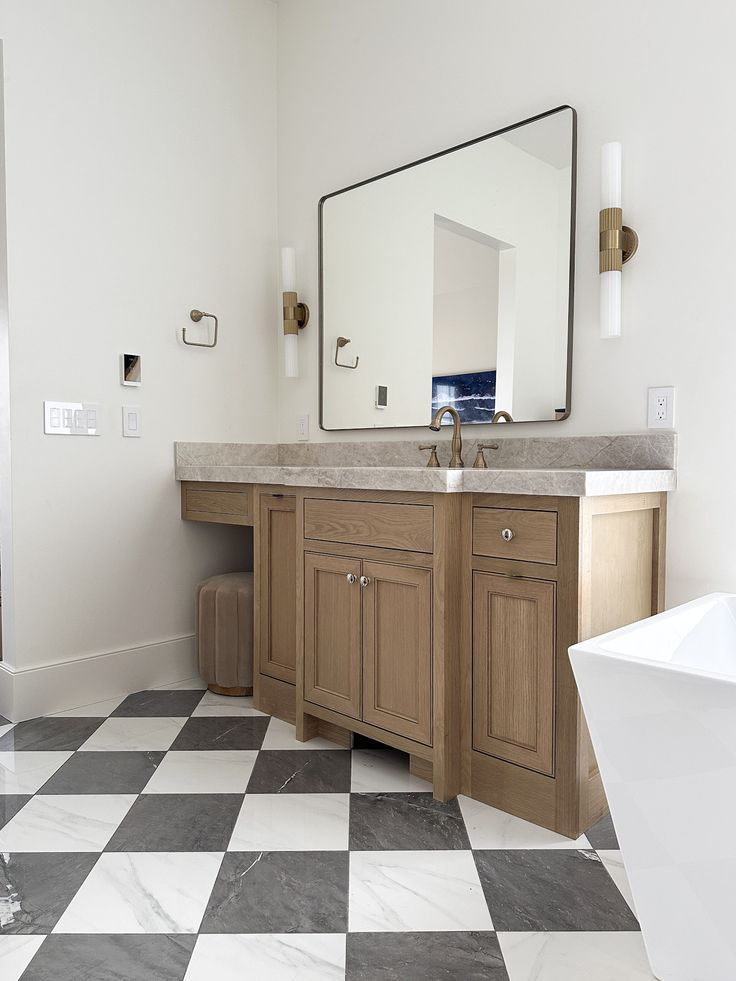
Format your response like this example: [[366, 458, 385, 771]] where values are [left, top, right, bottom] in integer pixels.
[[319, 105, 576, 430]]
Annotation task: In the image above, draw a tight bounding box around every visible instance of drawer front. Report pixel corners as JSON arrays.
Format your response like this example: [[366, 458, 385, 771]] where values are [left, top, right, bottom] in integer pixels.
[[304, 499, 434, 553], [473, 507, 558, 565], [182, 483, 253, 525]]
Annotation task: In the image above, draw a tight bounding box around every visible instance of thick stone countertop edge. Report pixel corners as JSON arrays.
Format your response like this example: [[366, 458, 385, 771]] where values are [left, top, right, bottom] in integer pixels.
[[174, 463, 676, 497]]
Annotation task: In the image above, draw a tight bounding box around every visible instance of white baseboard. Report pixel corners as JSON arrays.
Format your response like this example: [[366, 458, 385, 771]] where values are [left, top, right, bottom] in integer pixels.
[[0, 635, 197, 722]]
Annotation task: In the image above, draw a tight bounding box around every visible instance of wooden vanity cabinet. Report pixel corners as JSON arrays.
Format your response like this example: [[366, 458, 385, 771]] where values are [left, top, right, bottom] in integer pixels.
[[296, 488, 462, 800], [465, 492, 667, 838], [182, 478, 667, 839], [253, 490, 298, 721]]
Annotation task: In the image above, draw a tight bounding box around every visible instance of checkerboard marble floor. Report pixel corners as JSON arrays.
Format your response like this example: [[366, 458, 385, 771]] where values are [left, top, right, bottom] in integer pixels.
[[0, 682, 656, 980]]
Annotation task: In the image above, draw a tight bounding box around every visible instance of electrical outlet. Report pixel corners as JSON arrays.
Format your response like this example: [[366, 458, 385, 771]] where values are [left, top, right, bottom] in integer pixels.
[[296, 413, 309, 441], [647, 387, 675, 429]]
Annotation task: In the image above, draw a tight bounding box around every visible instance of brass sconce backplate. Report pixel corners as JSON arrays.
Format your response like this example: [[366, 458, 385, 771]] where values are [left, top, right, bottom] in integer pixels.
[[600, 207, 639, 272], [283, 290, 310, 336]]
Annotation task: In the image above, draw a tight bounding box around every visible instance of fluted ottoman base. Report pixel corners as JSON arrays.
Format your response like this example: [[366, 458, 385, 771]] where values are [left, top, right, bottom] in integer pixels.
[[196, 572, 254, 694]]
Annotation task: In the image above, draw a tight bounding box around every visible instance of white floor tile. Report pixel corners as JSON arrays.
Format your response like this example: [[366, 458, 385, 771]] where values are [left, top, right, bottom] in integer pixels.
[[261, 717, 343, 751], [0, 751, 73, 794], [192, 691, 267, 718], [349, 850, 493, 932], [350, 748, 432, 793], [598, 849, 637, 915], [53, 852, 224, 934], [498, 931, 655, 981], [79, 716, 186, 751], [185, 934, 346, 981], [458, 795, 591, 849], [156, 677, 208, 690], [0, 936, 45, 981], [52, 695, 126, 718], [142, 750, 258, 794], [229, 793, 350, 851], [0, 794, 136, 851]]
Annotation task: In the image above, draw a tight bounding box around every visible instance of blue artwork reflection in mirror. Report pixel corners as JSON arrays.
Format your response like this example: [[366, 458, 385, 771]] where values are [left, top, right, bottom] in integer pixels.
[[431, 370, 496, 424]]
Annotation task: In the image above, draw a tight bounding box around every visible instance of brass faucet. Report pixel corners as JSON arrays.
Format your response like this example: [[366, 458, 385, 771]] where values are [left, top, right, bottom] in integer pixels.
[[491, 410, 513, 423], [429, 405, 464, 468]]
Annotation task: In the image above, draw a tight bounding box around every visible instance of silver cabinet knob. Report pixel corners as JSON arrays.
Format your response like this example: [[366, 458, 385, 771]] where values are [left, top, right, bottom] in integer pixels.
[[359, 576, 370, 587], [501, 528, 515, 542], [346, 573, 357, 584]]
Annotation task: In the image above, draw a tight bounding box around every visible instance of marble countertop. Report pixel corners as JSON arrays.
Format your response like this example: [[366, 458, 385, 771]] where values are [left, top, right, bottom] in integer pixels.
[[175, 451, 676, 497], [175, 435, 676, 497]]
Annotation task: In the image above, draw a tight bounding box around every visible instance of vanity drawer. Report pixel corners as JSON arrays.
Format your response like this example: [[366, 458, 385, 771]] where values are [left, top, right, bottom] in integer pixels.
[[473, 507, 558, 565], [304, 498, 434, 553], [181, 482, 254, 525]]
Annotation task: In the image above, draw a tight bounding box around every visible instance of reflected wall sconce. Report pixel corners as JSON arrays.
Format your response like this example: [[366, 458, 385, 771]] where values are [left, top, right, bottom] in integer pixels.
[[281, 246, 310, 377], [600, 142, 639, 339]]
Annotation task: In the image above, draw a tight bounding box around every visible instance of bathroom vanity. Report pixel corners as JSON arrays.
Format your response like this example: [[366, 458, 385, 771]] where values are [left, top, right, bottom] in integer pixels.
[[177, 437, 673, 839]]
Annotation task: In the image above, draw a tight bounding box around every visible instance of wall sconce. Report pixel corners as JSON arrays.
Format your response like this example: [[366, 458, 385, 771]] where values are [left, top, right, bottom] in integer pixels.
[[281, 247, 309, 377], [600, 142, 639, 339]]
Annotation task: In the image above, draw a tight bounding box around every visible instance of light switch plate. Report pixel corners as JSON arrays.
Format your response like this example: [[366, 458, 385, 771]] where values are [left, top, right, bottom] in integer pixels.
[[44, 401, 102, 435], [122, 405, 142, 437]]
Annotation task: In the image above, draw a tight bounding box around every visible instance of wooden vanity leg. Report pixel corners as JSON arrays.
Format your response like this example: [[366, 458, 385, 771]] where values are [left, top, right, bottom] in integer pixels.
[[296, 709, 319, 743], [409, 755, 433, 784]]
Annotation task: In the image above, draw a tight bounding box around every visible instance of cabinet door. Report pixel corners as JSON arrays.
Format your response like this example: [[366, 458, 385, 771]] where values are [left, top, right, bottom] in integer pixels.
[[304, 552, 362, 719], [362, 561, 432, 745], [473, 572, 555, 775], [258, 494, 297, 685]]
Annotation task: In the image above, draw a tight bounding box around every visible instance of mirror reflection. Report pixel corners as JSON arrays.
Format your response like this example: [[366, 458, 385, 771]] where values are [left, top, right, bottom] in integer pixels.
[[320, 106, 576, 431]]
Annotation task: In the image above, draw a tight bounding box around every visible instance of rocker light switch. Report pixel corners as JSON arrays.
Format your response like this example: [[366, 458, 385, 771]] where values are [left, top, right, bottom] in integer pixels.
[[44, 401, 103, 435], [122, 406, 142, 437]]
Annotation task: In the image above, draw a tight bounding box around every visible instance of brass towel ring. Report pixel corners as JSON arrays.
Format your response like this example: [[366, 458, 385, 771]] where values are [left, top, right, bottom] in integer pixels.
[[183, 310, 218, 348], [335, 336, 359, 369]]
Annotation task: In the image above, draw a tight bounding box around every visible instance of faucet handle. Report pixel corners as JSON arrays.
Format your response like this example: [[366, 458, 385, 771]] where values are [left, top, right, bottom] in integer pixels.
[[473, 442, 500, 469], [419, 444, 441, 468]]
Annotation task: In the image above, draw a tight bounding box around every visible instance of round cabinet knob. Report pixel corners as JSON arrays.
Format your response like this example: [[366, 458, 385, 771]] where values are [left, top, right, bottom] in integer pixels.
[[501, 528, 515, 542], [359, 576, 370, 587], [346, 573, 357, 584]]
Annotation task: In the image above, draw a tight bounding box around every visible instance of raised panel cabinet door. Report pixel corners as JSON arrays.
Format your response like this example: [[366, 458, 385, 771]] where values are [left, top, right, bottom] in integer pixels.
[[258, 495, 297, 685], [304, 552, 362, 719], [473, 572, 556, 775], [362, 561, 432, 746]]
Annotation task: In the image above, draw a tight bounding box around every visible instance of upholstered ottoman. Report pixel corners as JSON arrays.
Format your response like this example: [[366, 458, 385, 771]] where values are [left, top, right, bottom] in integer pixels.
[[196, 572, 254, 695]]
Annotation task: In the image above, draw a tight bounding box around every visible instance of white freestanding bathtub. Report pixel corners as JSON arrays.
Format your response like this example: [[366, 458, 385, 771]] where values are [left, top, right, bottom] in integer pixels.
[[570, 594, 736, 981]]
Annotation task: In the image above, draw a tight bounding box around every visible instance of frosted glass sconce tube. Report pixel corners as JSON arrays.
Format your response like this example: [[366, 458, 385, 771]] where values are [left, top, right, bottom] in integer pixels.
[[281, 246, 309, 378], [599, 142, 638, 339]]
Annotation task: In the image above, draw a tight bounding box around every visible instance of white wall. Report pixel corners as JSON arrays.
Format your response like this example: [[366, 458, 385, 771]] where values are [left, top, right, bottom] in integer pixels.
[[276, 0, 734, 607], [0, 0, 278, 717]]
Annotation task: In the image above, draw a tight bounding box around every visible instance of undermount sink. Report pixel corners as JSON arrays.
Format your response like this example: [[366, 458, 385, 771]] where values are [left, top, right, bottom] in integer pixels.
[[570, 594, 736, 981]]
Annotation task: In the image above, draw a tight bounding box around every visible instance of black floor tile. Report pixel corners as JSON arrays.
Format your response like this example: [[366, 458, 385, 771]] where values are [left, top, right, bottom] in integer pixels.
[[0, 717, 105, 752], [105, 793, 243, 852], [349, 793, 471, 850], [346, 932, 510, 980], [170, 716, 269, 751], [38, 751, 165, 795], [473, 849, 639, 931], [0, 852, 99, 933], [246, 749, 352, 794], [20, 934, 196, 981], [586, 811, 619, 849], [0, 795, 31, 830], [112, 690, 205, 718], [201, 850, 349, 933]]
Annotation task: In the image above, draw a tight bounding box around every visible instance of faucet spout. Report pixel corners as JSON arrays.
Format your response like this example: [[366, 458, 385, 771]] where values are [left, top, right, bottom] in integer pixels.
[[429, 405, 464, 468]]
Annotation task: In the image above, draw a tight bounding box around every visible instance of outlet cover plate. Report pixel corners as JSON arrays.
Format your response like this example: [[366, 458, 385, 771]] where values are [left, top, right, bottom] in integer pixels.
[[647, 386, 675, 429]]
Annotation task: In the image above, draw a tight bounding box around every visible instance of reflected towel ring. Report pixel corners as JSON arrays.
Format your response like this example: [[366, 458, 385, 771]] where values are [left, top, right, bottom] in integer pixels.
[[335, 336, 359, 369], [183, 310, 218, 348]]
